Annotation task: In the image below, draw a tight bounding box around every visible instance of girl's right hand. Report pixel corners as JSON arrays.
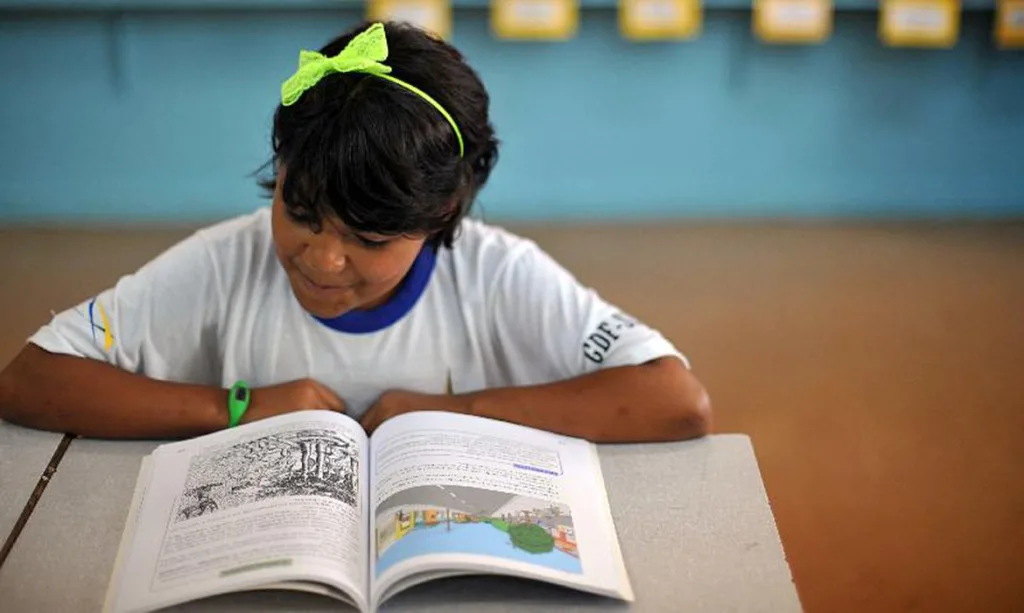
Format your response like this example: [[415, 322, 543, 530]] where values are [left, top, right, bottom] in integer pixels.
[[243, 378, 346, 424]]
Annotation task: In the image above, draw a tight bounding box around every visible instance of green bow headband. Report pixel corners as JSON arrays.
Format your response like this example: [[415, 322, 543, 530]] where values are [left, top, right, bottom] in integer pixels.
[[280, 22, 465, 158]]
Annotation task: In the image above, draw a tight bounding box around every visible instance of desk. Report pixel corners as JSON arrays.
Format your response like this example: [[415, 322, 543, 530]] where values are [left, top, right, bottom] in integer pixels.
[[0, 422, 65, 544], [0, 434, 802, 612]]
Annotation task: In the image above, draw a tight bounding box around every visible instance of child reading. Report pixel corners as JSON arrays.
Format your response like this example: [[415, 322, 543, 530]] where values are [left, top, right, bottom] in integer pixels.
[[0, 21, 711, 443]]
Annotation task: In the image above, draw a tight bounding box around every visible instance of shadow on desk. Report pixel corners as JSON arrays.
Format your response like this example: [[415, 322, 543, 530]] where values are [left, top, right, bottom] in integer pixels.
[[161, 576, 622, 612]]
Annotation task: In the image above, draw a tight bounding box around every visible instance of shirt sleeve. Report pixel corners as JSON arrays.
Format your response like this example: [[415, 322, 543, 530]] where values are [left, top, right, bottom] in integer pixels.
[[487, 240, 689, 386], [27, 230, 225, 386]]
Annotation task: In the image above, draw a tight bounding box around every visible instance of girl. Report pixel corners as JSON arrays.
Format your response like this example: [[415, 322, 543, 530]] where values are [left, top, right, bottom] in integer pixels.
[[0, 21, 710, 442]]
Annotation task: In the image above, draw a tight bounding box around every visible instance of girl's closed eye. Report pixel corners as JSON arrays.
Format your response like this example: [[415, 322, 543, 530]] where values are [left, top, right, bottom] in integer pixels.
[[285, 204, 321, 230], [355, 234, 391, 249]]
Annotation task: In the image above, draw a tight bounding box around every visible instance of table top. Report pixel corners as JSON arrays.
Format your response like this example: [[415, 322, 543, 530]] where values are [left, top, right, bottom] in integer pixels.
[[0, 421, 65, 542], [0, 433, 802, 613]]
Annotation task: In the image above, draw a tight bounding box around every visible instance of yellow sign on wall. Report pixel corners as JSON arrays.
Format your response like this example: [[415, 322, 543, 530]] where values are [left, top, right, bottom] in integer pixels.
[[879, 0, 961, 48], [995, 0, 1024, 48], [753, 0, 833, 44], [620, 0, 703, 40], [492, 0, 579, 40], [368, 0, 453, 39]]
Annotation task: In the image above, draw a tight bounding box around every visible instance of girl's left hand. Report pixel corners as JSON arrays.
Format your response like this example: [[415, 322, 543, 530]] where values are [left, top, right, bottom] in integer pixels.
[[360, 390, 463, 434]]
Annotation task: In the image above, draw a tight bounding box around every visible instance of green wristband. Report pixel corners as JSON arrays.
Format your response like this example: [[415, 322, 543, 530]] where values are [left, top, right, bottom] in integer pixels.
[[228, 380, 251, 428]]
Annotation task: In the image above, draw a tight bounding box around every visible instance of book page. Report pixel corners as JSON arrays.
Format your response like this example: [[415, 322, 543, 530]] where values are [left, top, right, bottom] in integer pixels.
[[103, 454, 154, 613], [368, 411, 633, 607], [104, 410, 370, 613]]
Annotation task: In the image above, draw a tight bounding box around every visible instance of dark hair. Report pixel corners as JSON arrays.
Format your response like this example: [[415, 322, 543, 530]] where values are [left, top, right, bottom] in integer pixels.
[[258, 21, 499, 249]]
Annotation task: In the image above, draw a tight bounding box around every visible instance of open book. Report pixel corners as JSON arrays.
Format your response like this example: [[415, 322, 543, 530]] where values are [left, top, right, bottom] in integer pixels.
[[102, 410, 634, 613]]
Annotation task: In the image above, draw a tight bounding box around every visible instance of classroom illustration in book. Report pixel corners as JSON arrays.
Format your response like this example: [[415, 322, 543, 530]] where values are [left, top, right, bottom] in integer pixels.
[[374, 485, 581, 577], [173, 428, 360, 522]]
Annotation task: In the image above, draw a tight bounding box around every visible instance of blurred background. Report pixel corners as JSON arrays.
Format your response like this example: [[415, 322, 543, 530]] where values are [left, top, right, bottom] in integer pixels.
[[1, 1, 1022, 612]]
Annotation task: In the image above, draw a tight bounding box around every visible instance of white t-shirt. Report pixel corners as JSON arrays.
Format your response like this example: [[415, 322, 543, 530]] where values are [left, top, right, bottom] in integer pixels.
[[28, 208, 688, 418]]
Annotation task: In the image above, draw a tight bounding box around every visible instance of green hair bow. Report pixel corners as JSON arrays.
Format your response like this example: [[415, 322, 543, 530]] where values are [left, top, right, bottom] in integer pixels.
[[280, 22, 464, 158]]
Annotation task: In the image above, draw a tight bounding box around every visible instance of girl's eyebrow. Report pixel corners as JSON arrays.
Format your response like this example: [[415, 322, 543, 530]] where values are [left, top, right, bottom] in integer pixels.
[[321, 216, 390, 241], [319, 215, 349, 236]]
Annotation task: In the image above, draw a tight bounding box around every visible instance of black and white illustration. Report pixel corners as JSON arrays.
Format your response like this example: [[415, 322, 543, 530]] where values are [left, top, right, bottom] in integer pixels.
[[173, 428, 359, 522]]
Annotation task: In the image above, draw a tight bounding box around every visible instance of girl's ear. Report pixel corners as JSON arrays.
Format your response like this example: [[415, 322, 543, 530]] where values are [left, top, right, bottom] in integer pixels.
[[440, 194, 463, 225], [453, 169, 479, 213]]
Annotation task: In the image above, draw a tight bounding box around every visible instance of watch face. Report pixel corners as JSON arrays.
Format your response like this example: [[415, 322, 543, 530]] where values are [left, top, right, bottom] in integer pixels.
[[234, 388, 248, 401]]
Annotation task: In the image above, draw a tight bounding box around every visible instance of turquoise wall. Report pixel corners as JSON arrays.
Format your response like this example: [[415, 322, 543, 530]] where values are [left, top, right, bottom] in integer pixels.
[[1, 3, 1022, 223]]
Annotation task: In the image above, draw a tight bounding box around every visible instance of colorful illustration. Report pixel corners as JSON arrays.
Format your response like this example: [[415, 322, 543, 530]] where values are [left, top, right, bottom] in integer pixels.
[[374, 485, 580, 577]]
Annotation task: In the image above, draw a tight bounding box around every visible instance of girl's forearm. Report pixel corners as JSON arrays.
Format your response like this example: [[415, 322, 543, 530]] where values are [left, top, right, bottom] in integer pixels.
[[454, 357, 712, 443], [0, 344, 228, 439]]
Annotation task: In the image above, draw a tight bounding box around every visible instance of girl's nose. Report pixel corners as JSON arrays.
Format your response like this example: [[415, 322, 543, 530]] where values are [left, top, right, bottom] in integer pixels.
[[302, 233, 347, 276]]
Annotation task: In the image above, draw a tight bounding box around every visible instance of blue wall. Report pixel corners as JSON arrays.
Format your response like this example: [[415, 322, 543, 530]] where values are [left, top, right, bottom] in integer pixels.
[[1, 4, 1022, 224]]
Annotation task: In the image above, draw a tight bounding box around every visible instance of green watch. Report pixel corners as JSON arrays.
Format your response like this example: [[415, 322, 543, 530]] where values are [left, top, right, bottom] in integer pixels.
[[228, 380, 251, 427]]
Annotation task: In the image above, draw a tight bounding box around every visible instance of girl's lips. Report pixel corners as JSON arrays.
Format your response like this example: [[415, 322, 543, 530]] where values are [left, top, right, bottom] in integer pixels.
[[296, 268, 354, 295]]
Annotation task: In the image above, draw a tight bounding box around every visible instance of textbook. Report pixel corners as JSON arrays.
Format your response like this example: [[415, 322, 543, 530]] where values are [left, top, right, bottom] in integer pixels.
[[102, 410, 634, 613]]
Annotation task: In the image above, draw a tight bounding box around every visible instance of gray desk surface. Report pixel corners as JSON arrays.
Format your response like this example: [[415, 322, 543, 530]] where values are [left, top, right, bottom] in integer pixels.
[[0, 421, 65, 543], [0, 434, 802, 613]]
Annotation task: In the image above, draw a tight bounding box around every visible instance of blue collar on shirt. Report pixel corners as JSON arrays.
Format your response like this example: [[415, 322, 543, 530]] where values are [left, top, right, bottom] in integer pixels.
[[313, 244, 437, 334]]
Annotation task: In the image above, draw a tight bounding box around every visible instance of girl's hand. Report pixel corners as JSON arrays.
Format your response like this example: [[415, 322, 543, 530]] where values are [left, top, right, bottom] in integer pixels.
[[243, 379, 346, 424], [360, 390, 463, 434]]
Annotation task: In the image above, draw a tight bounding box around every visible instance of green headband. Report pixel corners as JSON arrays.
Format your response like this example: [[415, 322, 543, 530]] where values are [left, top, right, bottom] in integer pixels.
[[280, 22, 465, 158]]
